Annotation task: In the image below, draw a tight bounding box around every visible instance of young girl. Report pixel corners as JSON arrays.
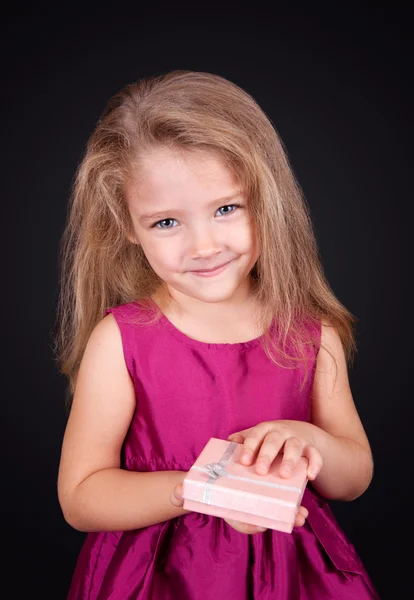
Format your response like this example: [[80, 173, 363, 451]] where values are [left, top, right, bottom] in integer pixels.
[[55, 70, 379, 599]]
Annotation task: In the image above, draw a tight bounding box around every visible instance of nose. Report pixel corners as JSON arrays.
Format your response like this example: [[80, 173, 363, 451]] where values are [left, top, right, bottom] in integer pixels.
[[188, 223, 222, 260]]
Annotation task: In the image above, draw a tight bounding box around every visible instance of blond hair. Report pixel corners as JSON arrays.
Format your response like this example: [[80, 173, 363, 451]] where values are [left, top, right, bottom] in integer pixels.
[[53, 69, 357, 400]]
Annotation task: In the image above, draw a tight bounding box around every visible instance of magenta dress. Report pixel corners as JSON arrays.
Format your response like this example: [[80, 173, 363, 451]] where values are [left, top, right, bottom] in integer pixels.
[[67, 302, 379, 599]]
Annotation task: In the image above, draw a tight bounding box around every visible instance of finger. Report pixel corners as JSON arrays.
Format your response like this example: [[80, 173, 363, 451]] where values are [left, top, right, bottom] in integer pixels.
[[170, 483, 184, 507], [294, 505, 309, 528], [294, 513, 306, 527], [255, 430, 286, 474], [303, 445, 323, 480], [297, 505, 309, 519], [227, 432, 246, 444], [224, 518, 267, 535], [279, 437, 304, 478], [239, 423, 274, 466]]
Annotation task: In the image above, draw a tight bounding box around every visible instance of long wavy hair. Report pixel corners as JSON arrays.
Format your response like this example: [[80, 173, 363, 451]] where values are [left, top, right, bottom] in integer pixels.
[[53, 69, 357, 402]]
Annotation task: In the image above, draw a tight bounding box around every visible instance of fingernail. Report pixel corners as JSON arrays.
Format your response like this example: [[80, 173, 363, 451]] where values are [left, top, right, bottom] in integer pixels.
[[256, 459, 269, 474], [241, 451, 252, 462]]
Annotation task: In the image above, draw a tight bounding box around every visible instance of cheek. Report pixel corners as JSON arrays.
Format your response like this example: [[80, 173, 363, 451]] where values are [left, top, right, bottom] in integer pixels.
[[228, 220, 258, 254], [141, 237, 182, 272]]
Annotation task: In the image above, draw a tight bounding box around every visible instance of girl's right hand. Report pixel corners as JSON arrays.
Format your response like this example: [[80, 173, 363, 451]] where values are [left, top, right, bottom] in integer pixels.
[[223, 518, 267, 534], [171, 484, 309, 534], [170, 483, 185, 507], [224, 504, 309, 535]]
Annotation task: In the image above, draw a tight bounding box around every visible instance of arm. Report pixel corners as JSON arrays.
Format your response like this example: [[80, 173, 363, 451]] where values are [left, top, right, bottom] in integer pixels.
[[305, 321, 374, 500], [57, 314, 188, 533], [228, 322, 374, 502]]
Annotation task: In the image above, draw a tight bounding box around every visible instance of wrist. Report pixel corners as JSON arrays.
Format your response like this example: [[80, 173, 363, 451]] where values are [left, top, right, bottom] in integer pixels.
[[304, 421, 331, 455], [276, 419, 327, 452]]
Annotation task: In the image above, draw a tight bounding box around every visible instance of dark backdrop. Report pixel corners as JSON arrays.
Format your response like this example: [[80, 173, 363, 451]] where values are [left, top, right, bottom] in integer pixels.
[[3, 6, 411, 599]]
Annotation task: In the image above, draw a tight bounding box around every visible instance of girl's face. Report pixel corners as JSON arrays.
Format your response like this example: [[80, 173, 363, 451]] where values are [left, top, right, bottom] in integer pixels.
[[125, 147, 260, 307]]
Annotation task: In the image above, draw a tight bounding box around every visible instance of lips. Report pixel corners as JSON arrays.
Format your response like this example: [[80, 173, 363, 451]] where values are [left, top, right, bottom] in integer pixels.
[[189, 260, 232, 275]]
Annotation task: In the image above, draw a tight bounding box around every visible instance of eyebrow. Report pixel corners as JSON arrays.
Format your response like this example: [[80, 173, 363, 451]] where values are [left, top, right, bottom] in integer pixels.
[[138, 192, 243, 224]]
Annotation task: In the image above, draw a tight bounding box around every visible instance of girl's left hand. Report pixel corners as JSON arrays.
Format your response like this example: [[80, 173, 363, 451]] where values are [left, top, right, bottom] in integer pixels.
[[228, 420, 323, 481]]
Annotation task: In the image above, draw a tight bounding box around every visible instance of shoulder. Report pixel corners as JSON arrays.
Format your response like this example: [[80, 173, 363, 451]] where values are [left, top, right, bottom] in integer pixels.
[[97, 302, 161, 373], [311, 319, 349, 409], [311, 320, 349, 402], [105, 300, 141, 321], [318, 320, 344, 362], [74, 312, 136, 421], [310, 319, 371, 451], [82, 313, 126, 371], [105, 300, 159, 328]]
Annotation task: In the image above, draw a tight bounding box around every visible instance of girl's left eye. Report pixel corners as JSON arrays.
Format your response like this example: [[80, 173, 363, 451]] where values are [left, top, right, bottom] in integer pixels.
[[216, 204, 239, 216]]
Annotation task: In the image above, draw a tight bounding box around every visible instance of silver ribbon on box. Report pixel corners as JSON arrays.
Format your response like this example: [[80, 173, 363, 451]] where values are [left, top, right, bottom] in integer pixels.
[[191, 442, 302, 505]]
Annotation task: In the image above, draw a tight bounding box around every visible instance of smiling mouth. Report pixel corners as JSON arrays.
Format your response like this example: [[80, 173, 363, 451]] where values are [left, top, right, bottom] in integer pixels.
[[189, 260, 233, 277]]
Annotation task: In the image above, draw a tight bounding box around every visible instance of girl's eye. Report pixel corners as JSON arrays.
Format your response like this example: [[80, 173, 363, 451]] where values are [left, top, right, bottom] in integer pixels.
[[216, 204, 238, 216], [152, 205, 240, 228], [154, 218, 178, 229]]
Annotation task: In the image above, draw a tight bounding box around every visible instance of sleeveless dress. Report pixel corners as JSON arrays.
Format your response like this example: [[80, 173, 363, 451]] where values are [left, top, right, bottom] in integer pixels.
[[67, 301, 379, 600]]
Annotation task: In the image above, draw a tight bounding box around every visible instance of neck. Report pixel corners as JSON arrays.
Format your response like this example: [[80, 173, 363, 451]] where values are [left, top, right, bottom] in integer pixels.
[[154, 278, 261, 325], [152, 278, 268, 344]]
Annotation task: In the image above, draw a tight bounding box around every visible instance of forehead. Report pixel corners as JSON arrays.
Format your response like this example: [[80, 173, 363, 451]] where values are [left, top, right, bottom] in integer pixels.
[[128, 147, 240, 208]]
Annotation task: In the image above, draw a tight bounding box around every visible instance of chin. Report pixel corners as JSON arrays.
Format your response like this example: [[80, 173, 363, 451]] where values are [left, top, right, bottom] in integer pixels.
[[186, 285, 243, 304], [194, 294, 235, 304]]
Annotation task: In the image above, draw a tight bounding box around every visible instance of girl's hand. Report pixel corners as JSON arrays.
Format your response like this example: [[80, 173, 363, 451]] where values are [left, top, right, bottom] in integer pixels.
[[223, 420, 323, 534], [228, 420, 323, 481], [223, 504, 309, 535], [170, 483, 185, 508], [171, 483, 309, 533]]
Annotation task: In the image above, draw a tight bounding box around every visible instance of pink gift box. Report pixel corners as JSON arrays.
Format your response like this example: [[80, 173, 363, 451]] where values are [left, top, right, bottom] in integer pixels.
[[183, 437, 309, 533]]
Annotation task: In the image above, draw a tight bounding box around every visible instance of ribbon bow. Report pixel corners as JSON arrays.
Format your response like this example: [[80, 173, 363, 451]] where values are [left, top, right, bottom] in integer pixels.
[[204, 462, 229, 480], [198, 442, 238, 504]]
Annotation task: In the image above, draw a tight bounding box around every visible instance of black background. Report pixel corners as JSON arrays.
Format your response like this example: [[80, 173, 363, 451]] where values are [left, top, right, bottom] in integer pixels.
[[3, 5, 412, 599]]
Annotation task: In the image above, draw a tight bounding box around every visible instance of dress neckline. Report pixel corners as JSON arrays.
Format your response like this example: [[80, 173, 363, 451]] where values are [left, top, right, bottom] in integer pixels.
[[158, 311, 269, 350]]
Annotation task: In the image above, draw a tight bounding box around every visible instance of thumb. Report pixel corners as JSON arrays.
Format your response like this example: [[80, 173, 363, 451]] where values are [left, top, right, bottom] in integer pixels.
[[170, 483, 184, 507]]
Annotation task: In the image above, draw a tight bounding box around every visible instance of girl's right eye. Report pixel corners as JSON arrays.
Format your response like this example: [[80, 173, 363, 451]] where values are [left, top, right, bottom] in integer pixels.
[[153, 218, 178, 229]]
